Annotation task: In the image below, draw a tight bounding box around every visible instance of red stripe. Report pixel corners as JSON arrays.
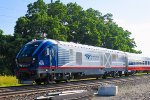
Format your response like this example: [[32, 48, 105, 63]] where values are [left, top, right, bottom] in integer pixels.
[[39, 66, 56, 69], [19, 68, 28, 70], [39, 66, 125, 69], [128, 66, 150, 70], [20, 66, 150, 71], [58, 66, 105, 69], [111, 66, 126, 68]]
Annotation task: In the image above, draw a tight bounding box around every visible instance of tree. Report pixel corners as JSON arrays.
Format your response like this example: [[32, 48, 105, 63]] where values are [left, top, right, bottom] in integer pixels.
[[15, 0, 68, 41], [0, 30, 16, 74], [26, 0, 48, 17], [101, 13, 141, 53], [15, 0, 48, 39], [14, 0, 140, 53]]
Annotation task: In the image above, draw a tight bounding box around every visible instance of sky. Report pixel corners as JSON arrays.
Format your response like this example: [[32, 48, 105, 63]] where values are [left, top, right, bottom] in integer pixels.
[[0, 0, 150, 56]]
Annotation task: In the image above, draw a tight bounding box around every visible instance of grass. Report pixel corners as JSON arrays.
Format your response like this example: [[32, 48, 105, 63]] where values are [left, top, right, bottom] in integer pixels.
[[0, 75, 21, 87], [0, 72, 148, 87]]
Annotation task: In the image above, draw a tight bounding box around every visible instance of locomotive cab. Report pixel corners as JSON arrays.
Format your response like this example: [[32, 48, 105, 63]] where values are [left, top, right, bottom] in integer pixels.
[[16, 40, 57, 84]]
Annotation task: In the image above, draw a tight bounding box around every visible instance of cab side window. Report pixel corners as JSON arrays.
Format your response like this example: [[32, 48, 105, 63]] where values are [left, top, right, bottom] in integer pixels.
[[40, 47, 50, 66]]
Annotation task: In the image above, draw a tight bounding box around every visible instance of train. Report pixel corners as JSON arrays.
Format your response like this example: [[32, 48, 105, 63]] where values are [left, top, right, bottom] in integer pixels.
[[15, 39, 150, 84]]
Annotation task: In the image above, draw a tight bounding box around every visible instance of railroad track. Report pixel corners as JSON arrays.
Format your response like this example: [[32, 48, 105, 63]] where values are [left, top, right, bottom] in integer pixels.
[[0, 74, 150, 100]]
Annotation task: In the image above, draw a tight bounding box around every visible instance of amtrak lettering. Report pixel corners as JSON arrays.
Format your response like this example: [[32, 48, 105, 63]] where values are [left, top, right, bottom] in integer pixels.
[[85, 54, 99, 60]]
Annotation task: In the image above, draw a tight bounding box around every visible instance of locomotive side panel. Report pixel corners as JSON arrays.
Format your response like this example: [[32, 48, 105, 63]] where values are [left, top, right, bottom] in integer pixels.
[[56, 43, 105, 76], [56, 42, 127, 78]]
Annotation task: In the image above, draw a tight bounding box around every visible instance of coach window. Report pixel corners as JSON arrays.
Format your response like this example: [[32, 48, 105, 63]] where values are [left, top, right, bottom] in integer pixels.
[[142, 61, 145, 65], [134, 61, 136, 65], [139, 61, 141, 65], [149, 61, 150, 65], [145, 61, 147, 65]]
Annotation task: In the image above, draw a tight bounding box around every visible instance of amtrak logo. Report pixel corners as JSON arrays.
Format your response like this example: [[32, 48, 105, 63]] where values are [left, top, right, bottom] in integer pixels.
[[85, 53, 99, 60], [85, 54, 91, 59]]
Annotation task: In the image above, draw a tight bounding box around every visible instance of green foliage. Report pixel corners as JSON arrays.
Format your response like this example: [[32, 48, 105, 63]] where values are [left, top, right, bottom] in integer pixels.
[[0, 29, 3, 35], [0, 0, 141, 75], [0, 29, 28, 75]]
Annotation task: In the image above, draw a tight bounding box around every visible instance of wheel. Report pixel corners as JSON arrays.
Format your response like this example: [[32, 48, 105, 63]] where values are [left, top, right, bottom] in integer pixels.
[[112, 71, 116, 78], [96, 77, 99, 80], [55, 80, 60, 83], [146, 71, 149, 74], [44, 77, 51, 85], [102, 75, 107, 79], [65, 79, 71, 83], [118, 71, 122, 77], [35, 80, 42, 85], [125, 71, 129, 76], [102, 72, 107, 79]]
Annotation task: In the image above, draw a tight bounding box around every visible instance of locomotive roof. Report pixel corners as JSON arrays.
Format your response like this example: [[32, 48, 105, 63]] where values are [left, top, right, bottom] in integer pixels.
[[29, 39, 149, 58], [44, 39, 125, 54]]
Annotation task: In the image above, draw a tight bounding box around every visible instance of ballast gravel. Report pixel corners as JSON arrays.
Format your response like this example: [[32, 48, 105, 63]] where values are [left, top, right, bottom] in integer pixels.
[[92, 75, 150, 100], [2, 75, 150, 100]]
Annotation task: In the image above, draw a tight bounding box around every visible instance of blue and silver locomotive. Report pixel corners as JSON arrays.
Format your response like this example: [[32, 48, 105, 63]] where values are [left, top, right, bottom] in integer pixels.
[[16, 39, 150, 84]]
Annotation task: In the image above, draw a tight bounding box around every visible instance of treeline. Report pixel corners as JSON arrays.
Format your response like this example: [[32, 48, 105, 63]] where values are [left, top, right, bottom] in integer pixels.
[[0, 0, 141, 75]]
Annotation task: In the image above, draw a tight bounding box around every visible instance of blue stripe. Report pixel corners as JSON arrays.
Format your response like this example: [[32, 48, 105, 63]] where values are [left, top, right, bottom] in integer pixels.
[[32, 40, 46, 56], [33, 41, 54, 56]]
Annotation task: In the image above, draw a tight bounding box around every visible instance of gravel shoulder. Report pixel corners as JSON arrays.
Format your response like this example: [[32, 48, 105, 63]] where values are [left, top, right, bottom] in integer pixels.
[[92, 75, 150, 100], [2, 75, 150, 100]]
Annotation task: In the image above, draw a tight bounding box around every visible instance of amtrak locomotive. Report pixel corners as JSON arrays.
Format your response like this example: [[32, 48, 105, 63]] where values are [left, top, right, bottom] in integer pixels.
[[15, 39, 150, 84]]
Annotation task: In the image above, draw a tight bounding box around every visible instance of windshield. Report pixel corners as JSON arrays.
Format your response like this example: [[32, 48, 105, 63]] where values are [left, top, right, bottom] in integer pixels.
[[18, 41, 42, 57]]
